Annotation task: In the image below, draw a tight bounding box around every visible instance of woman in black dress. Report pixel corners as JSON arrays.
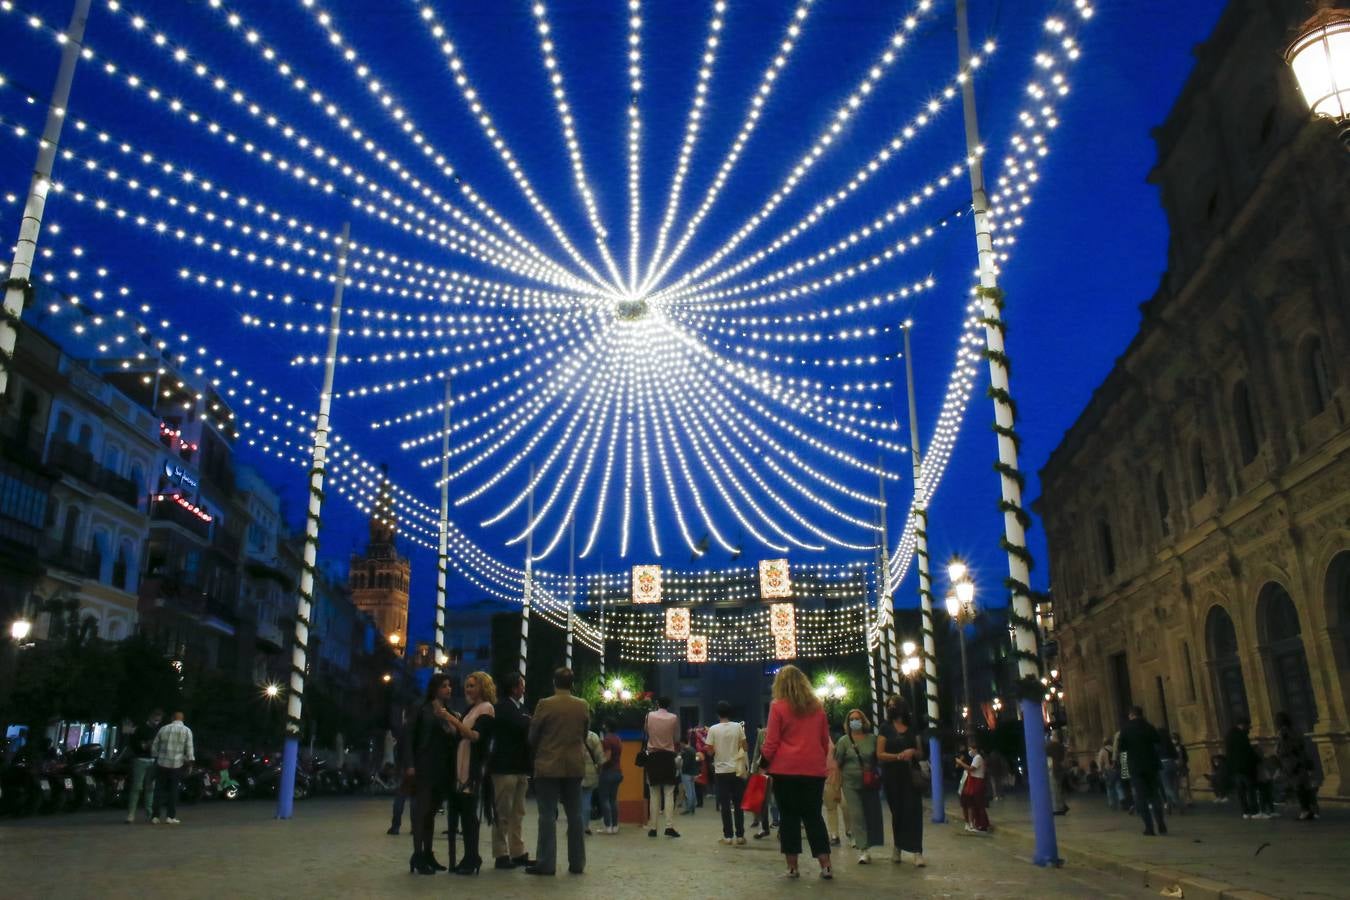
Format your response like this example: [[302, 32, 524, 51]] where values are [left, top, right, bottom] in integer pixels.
[[445, 671, 496, 875], [403, 674, 456, 875], [876, 697, 925, 867]]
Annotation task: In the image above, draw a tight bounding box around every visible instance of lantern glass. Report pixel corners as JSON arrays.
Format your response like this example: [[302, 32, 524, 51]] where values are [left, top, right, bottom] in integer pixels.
[[944, 592, 960, 618], [901, 640, 917, 657], [956, 580, 975, 606], [10, 618, 32, 641], [947, 559, 967, 582], [1287, 13, 1350, 121]]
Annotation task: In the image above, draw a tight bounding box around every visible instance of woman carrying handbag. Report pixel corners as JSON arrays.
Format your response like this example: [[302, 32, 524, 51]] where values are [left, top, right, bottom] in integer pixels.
[[877, 697, 926, 866], [834, 708, 885, 864]]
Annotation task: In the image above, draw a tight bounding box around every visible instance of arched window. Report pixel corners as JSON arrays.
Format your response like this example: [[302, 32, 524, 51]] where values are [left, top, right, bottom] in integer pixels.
[[76, 422, 94, 451], [1259, 583, 1319, 734], [61, 505, 81, 554], [1191, 440, 1209, 498], [1098, 519, 1116, 576], [1330, 552, 1350, 666], [91, 529, 110, 582], [107, 619, 125, 641], [112, 539, 134, 591], [1300, 337, 1332, 416], [55, 410, 73, 443], [1233, 380, 1260, 465], [1206, 605, 1249, 731], [1155, 472, 1171, 536], [103, 444, 122, 474]]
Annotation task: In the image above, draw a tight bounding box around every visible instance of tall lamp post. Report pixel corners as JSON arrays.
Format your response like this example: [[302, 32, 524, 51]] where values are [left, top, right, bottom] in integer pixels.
[[1286, 5, 1350, 150], [944, 557, 975, 733], [900, 641, 922, 718]]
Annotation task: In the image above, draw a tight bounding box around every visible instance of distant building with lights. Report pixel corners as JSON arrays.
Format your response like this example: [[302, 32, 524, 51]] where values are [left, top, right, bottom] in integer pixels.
[[1038, 0, 1350, 798], [349, 469, 410, 653]]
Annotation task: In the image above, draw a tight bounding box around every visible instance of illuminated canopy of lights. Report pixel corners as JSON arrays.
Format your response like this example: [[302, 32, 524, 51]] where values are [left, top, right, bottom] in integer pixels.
[[0, 0, 1097, 603]]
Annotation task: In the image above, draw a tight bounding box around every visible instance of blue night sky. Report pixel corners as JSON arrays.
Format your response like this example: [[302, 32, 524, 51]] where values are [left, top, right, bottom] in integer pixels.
[[0, 0, 1227, 645]]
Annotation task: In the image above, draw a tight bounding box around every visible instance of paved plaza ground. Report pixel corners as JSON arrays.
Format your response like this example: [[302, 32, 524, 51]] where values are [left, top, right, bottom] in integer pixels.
[[0, 793, 1154, 900], [987, 791, 1349, 900]]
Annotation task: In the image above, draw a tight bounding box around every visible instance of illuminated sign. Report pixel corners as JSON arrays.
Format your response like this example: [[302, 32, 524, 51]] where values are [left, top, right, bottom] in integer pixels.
[[163, 461, 200, 491]]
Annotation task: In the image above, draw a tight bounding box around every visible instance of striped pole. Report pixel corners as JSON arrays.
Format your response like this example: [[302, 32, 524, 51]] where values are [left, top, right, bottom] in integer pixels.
[[277, 221, 351, 820], [903, 323, 945, 822], [0, 0, 91, 401], [877, 464, 899, 701], [565, 517, 575, 670], [434, 377, 451, 672], [865, 596, 880, 724], [957, 0, 1055, 864], [597, 560, 606, 679], [519, 465, 534, 682]]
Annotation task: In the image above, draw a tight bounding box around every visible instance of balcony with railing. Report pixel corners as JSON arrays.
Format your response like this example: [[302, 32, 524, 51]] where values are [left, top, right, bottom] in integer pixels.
[[38, 541, 101, 579], [149, 494, 212, 541], [47, 439, 142, 510]]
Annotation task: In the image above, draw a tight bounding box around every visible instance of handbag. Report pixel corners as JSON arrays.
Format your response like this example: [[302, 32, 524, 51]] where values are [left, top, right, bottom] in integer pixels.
[[733, 725, 749, 779], [849, 738, 881, 791], [741, 771, 769, 813], [914, 757, 930, 791]]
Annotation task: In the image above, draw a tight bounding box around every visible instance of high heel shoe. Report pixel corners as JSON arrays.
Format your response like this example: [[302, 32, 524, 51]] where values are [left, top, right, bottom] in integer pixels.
[[409, 851, 435, 875], [426, 853, 448, 872], [452, 857, 482, 876]]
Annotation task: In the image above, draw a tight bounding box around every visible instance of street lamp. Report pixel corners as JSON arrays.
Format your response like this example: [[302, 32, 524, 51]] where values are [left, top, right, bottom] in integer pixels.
[[263, 683, 281, 699], [1286, 6, 1350, 149], [946, 555, 976, 731], [10, 618, 32, 642], [381, 673, 392, 684], [388, 632, 401, 648]]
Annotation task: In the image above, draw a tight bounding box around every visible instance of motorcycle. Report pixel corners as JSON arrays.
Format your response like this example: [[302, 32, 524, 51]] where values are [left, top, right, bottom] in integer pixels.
[[67, 744, 107, 810], [208, 752, 246, 801], [0, 749, 50, 816]]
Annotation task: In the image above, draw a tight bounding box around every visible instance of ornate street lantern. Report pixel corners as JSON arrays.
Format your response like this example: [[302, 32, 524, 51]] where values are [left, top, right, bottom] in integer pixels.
[[1286, 6, 1350, 149]]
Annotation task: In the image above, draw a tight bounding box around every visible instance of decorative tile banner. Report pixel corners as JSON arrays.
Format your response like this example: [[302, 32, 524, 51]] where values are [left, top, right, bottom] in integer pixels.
[[773, 631, 797, 660], [687, 634, 708, 663], [768, 602, 796, 636], [665, 607, 691, 641], [759, 559, 791, 599], [632, 565, 662, 604]]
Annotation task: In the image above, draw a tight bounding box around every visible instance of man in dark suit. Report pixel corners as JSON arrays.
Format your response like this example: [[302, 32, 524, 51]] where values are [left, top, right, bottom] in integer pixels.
[[489, 671, 533, 869], [526, 667, 590, 876], [1118, 705, 1167, 836]]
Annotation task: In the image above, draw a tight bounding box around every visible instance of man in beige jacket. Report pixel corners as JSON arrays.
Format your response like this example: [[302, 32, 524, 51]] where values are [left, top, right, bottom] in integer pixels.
[[526, 667, 590, 876]]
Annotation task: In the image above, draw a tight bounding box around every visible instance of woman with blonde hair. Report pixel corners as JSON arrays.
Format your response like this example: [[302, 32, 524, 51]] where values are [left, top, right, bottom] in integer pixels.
[[835, 708, 885, 863], [760, 665, 834, 879], [446, 671, 496, 874]]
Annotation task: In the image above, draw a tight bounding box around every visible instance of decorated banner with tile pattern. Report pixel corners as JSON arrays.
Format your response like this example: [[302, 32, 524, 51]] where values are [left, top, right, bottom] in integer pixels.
[[758, 559, 791, 599], [632, 565, 662, 604]]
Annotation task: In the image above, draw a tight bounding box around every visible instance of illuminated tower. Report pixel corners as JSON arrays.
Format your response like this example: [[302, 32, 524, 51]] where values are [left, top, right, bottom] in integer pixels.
[[349, 465, 410, 653]]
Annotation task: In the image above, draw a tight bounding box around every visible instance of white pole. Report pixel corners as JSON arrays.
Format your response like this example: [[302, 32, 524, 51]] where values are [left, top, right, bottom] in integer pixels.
[[434, 377, 451, 672], [878, 464, 899, 702], [519, 465, 534, 682], [865, 597, 880, 724], [278, 220, 351, 819], [0, 0, 92, 401], [956, 0, 1056, 864], [902, 326, 940, 726], [565, 516, 575, 670], [598, 560, 606, 679]]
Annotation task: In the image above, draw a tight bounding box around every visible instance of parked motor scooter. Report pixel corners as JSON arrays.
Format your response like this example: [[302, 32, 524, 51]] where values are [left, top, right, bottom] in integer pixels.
[[67, 744, 107, 810], [0, 749, 50, 816]]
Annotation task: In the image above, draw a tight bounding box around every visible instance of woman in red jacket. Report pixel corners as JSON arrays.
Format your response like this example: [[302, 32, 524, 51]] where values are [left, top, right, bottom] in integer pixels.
[[760, 665, 834, 880]]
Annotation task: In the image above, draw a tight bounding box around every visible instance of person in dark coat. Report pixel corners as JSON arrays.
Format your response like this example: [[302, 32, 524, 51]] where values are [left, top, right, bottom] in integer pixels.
[[1224, 718, 1260, 818], [1117, 706, 1167, 836], [489, 671, 534, 869], [403, 674, 457, 875], [1274, 712, 1318, 820]]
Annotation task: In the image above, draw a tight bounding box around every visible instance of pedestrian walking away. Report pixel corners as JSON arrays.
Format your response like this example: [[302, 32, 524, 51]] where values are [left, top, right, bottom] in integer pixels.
[[834, 708, 884, 865], [1118, 706, 1168, 836], [527, 667, 590, 876], [150, 711, 194, 825], [489, 671, 534, 869], [597, 721, 624, 834], [404, 674, 455, 875], [1225, 718, 1261, 820], [955, 740, 990, 836], [877, 697, 926, 865], [643, 696, 682, 838], [761, 665, 834, 881], [705, 701, 748, 844], [582, 722, 604, 835], [1047, 729, 1069, 815], [1275, 712, 1319, 820], [125, 708, 162, 824], [445, 671, 496, 875], [387, 707, 411, 835]]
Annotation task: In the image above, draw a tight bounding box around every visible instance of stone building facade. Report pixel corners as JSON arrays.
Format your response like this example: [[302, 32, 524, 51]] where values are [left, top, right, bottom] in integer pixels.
[[1038, 0, 1350, 797]]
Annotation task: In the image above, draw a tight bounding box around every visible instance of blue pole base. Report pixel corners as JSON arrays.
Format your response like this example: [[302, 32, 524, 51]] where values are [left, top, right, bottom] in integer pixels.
[[275, 735, 299, 820], [1019, 698, 1060, 866], [928, 734, 945, 823]]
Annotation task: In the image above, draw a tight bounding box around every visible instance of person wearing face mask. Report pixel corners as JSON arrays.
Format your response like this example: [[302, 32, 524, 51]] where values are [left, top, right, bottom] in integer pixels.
[[955, 740, 991, 834], [834, 708, 885, 865], [876, 697, 925, 866]]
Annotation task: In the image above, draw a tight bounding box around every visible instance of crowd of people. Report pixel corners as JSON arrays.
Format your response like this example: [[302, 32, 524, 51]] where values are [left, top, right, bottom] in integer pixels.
[[389, 664, 948, 881]]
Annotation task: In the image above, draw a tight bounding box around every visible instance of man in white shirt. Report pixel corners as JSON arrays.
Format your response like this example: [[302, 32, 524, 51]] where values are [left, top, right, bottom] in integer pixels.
[[150, 711, 194, 824], [705, 701, 748, 845]]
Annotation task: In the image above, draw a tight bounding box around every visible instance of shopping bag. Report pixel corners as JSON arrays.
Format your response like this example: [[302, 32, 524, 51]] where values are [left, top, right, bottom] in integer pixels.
[[741, 772, 769, 813]]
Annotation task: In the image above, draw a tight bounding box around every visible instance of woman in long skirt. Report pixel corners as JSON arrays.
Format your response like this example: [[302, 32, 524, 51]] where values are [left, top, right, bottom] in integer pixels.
[[876, 697, 925, 867]]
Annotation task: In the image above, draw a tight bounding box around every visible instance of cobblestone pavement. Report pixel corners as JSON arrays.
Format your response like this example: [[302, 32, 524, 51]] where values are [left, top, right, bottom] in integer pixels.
[[988, 791, 1348, 900], [0, 794, 1155, 899]]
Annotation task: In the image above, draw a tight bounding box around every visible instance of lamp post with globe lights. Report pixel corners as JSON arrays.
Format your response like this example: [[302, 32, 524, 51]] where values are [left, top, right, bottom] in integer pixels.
[[814, 673, 850, 725], [900, 642, 923, 717], [1286, 4, 1350, 150], [944, 557, 976, 733]]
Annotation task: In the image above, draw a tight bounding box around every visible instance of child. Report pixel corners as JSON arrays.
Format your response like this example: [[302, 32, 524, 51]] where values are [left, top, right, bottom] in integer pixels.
[[955, 744, 991, 833]]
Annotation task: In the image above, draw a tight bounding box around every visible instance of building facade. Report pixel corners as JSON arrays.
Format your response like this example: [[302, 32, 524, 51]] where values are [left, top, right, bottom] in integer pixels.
[[348, 474, 410, 651], [1038, 0, 1350, 797]]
